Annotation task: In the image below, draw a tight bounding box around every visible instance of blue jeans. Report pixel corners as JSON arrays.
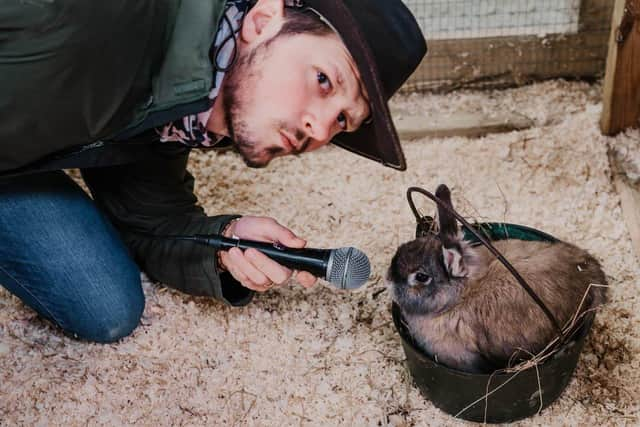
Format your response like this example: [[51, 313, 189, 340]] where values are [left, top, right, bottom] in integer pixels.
[[0, 171, 144, 343]]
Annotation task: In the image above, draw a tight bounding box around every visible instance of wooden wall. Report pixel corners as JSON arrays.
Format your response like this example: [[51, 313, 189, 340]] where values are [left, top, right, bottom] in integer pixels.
[[403, 0, 614, 93]]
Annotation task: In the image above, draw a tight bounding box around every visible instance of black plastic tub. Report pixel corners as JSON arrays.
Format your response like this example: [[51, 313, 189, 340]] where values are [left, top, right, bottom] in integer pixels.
[[391, 222, 596, 424]]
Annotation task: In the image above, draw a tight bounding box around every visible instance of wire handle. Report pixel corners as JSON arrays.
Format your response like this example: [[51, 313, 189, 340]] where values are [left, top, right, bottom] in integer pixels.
[[406, 186, 565, 339]]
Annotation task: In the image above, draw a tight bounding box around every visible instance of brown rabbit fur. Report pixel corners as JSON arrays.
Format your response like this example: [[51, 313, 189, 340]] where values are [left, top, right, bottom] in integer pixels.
[[387, 185, 607, 373]]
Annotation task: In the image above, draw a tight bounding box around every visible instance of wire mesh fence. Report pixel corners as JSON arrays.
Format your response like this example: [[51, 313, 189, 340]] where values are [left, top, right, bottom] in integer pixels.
[[402, 0, 614, 92]]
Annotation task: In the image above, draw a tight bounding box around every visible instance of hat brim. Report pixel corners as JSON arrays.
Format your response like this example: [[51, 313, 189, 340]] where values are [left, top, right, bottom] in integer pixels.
[[307, 2, 407, 171]]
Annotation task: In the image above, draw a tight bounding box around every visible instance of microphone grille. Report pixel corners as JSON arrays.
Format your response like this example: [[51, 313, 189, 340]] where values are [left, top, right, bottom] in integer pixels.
[[327, 247, 371, 290]]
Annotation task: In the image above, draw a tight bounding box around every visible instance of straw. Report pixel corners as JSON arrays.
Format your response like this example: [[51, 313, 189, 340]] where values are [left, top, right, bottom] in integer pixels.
[[452, 282, 609, 421]]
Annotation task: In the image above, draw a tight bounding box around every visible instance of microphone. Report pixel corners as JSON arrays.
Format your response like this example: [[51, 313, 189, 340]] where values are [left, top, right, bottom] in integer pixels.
[[171, 234, 371, 290]]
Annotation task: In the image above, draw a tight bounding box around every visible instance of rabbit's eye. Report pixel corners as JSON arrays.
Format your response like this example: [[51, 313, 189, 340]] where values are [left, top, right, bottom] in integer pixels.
[[414, 272, 432, 284]]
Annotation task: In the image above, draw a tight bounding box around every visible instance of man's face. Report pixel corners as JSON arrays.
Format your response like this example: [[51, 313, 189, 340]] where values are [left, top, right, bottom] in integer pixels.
[[221, 30, 371, 168]]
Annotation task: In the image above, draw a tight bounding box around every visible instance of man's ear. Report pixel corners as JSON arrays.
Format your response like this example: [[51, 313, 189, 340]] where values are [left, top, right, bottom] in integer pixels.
[[442, 245, 468, 278], [240, 0, 285, 44]]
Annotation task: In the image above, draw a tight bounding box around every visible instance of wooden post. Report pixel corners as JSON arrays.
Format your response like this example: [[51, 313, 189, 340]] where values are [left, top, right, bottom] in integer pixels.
[[601, 0, 640, 135]]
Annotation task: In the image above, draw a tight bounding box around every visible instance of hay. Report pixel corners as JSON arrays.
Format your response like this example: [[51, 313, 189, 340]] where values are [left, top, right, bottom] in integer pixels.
[[451, 282, 609, 423], [1, 79, 639, 426]]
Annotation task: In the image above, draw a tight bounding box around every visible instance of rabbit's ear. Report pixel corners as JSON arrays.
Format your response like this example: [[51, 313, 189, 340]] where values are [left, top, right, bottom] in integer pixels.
[[435, 184, 458, 240], [442, 245, 468, 278]]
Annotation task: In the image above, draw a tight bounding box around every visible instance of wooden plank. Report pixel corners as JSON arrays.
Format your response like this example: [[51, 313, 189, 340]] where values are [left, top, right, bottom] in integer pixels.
[[403, 0, 613, 93], [404, 32, 610, 93], [393, 111, 534, 140], [600, 0, 627, 134], [600, 0, 640, 135], [580, 0, 615, 31], [609, 150, 640, 261]]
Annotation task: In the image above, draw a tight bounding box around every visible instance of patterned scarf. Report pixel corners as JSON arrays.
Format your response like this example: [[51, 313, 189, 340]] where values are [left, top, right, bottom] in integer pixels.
[[155, 0, 249, 147]]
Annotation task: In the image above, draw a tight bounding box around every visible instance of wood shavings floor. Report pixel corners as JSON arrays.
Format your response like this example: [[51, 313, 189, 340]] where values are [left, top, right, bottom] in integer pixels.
[[1, 80, 638, 426]]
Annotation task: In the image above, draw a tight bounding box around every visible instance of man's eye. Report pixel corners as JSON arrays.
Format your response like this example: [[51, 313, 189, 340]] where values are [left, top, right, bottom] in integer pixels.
[[317, 71, 331, 91], [337, 112, 347, 130]]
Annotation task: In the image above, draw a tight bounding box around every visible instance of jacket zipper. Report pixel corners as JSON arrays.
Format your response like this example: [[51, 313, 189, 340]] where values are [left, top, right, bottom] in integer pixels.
[[112, 96, 212, 142]]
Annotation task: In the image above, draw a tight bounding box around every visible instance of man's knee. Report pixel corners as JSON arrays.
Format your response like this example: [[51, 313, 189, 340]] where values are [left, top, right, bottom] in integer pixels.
[[83, 299, 144, 343], [65, 264, 145, 344]]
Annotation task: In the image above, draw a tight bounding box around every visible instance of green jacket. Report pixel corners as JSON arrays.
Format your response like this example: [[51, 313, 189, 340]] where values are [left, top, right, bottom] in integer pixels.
[[0, 0, 254, 305]]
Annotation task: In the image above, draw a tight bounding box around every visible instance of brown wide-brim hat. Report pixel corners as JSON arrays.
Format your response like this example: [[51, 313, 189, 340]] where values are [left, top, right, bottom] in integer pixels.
[[286, 0, 427, 170]]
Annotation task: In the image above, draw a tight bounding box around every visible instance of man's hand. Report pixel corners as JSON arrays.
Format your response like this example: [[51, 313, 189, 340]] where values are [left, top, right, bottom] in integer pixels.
[[218, 216, 318, 292]]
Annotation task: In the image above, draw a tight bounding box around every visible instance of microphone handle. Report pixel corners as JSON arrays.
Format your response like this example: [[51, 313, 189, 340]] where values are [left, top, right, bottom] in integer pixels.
[[192, 234, 332, 279]]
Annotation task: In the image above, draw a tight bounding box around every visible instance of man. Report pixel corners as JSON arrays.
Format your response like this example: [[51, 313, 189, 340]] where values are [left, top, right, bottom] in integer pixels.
[[0, 0, 426, 342]]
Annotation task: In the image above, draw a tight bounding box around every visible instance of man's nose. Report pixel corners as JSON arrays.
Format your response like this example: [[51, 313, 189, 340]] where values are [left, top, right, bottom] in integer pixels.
[[302, 107, 336, 143]]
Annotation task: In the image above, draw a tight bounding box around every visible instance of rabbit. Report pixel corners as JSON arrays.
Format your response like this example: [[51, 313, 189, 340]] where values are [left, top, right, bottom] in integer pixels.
[[387, 184, 607, 374]]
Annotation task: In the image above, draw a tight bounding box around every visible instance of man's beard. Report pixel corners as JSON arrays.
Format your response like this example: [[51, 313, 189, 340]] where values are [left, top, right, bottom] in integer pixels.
[[221, 42, 285, 168]]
